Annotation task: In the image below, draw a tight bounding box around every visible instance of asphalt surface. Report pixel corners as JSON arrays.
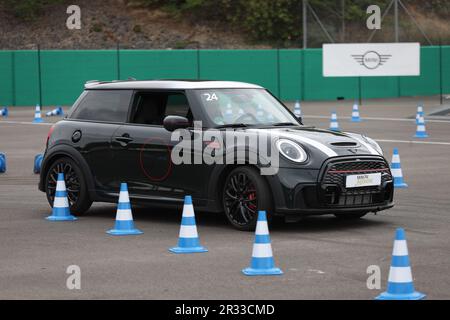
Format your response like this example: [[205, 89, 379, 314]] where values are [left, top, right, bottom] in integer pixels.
[[1, 98, 450, 299]]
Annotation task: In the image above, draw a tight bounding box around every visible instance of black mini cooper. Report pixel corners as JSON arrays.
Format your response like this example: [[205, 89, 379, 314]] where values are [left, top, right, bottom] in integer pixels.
[[39, 80, 393, 230]]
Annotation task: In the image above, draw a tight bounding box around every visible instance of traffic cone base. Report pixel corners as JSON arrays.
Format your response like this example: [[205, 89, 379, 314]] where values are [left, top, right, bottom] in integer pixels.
[[393, 179, 408, 188], [107, 223, 143, 235], [242, 211, 283, 276], [169, 195, 207, 254], [46, 173, 77, 221], [376, 290, 426, 300], [414, 132, 428, 138], [107, 183, 143, 235]]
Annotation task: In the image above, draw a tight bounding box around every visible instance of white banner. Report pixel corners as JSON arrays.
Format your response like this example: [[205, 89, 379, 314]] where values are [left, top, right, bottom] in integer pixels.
[[323, 43, 420, 77]]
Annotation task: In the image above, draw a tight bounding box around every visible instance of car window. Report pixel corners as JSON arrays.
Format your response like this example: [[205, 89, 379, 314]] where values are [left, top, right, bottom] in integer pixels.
[[70, 90, 132, 122], [130, 92, 191, 125]]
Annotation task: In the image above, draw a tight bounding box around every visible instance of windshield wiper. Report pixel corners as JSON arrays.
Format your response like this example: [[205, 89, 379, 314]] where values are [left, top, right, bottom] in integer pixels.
[[216, 123, 250, 129], [272, 122, 298, 126]]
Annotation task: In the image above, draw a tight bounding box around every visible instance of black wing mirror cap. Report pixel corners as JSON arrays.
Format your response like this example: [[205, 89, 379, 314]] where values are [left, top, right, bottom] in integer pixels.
[[163, 115, 190, 132]]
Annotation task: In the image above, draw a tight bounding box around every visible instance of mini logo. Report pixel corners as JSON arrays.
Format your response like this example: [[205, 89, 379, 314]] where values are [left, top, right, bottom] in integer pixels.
[[352, 51, 391, 69]]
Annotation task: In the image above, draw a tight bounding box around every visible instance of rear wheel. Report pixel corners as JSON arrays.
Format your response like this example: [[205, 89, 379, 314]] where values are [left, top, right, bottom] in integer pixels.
[[45, 157, 92, 215], [222, 166, 273, 231], [334, 212, 368, 220]]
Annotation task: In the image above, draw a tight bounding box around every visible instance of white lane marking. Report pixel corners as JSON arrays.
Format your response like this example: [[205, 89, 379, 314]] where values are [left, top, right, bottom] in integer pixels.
[[375, 139, 450, 146], [0, 120, 53, 126], [303, 115, 450, 124], [308, 269, 326, 274]]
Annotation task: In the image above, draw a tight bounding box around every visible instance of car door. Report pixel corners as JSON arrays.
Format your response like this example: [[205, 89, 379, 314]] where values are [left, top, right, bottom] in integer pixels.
[[69, 89, 133, 194], [111, 90, 207, 201]]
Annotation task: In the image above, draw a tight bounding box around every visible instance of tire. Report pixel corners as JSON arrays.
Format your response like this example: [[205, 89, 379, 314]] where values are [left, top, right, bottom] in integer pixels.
[[334, 212, 368, 220], [222, 166, 273, 231], [45, 156, 92, 215]]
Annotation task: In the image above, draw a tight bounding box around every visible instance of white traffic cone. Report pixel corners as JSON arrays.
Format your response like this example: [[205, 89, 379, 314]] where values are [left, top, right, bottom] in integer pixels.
[[107, 183, 143, 235], [329, 111, 340, 131], [169, 195, 207, 253], [46, 173, 77, 221], [33, 104, 44, 123]]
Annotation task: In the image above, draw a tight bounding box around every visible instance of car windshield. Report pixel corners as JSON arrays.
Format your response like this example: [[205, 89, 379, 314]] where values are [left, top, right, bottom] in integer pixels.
[[193, 88, 300, 127]]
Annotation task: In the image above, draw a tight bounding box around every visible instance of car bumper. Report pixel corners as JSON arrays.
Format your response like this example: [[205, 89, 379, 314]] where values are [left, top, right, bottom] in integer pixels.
[[267, 157, 394, 217]]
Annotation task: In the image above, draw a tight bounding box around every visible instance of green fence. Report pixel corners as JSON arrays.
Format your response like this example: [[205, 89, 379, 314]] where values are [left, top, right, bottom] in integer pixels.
[[0, 47, 449, 106]]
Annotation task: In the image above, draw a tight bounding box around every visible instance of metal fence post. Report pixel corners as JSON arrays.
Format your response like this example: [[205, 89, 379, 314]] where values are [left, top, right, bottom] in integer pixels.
[[116, 42, 121, 80], [11, 51, 16, 106], [37, 44, 42, 107]]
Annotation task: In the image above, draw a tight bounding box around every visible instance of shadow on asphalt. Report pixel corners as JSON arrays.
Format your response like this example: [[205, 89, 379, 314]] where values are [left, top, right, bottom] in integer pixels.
[[85, 204, 391, 233]]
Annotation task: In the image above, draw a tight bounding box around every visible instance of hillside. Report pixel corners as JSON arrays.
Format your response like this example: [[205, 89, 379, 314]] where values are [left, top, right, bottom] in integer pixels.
[[0, 0, 449, 50]]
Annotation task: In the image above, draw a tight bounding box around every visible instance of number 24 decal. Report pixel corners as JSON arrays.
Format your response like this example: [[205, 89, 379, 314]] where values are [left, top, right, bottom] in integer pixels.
[[203, 93, 218, 101]]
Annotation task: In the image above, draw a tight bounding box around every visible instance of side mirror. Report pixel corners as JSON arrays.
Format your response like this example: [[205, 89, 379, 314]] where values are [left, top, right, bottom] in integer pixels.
[[163, 115, 190, 132]]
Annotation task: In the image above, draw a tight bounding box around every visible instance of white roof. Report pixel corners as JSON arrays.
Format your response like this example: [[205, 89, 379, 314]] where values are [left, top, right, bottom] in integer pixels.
[[84, 80, 263, 90]]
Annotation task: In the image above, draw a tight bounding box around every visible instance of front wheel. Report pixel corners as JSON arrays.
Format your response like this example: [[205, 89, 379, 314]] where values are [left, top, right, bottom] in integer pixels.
[[45, 157, 92, 215], [222, 166, 273, 231]]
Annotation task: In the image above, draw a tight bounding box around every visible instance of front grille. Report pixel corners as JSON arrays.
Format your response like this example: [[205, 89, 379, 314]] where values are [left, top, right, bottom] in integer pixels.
[[319, 158, 393, 207]]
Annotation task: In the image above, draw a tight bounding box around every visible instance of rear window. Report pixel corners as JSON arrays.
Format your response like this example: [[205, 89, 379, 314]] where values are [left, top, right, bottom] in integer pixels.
[[70, 90, 132, 122]]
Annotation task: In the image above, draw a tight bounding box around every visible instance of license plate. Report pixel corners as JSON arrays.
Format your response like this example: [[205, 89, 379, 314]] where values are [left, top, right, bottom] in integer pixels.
[[345, 173, 381, 188]]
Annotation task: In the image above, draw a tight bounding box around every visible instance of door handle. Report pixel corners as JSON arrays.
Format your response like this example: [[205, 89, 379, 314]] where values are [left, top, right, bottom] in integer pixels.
[[114, 134, 133, 144]]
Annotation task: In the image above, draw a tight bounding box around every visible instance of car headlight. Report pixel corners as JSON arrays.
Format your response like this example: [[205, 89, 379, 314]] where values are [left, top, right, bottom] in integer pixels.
[[276, 139, 307, 163], [363, 136, 383, 155]]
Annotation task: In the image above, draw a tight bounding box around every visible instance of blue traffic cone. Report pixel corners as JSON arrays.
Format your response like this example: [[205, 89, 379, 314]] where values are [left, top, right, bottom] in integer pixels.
[[294, 101, 302, 118], [351, 102, 361, 122], [33, 154, 43, 174], [242, 211, 283, 276], [415, 105, 424, 125], [46, 106, 63, 117], [169, 195, 207, 254], [46, 173, 77, 221], [376, 228, 426, 300], [414, 115, 428, 138], [329, 111, 340, 131], [0, 153, 6, 173], [33, 104, 44, 123], [391, 148, 408, 188], [0, 106, 8, 117], [107, 183, 143, 235]]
